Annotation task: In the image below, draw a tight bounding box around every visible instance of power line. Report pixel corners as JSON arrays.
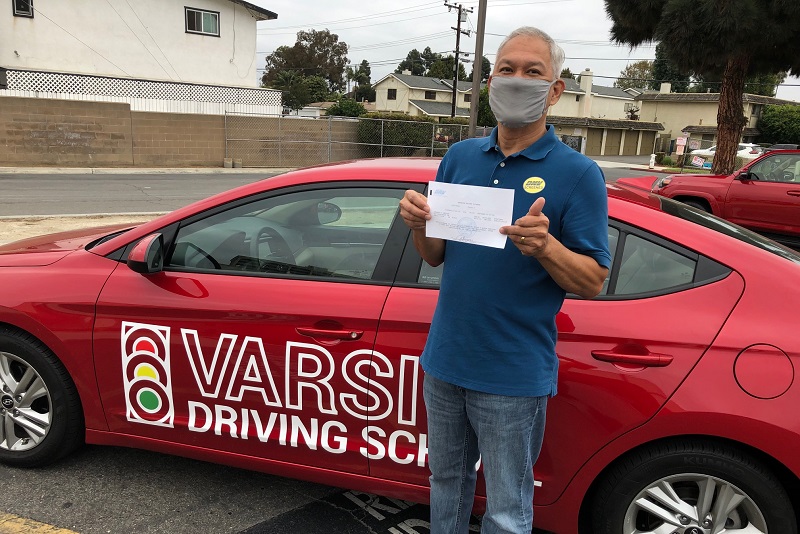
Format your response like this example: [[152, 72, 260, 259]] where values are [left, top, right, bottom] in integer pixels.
[[258, 2, 442, 32]]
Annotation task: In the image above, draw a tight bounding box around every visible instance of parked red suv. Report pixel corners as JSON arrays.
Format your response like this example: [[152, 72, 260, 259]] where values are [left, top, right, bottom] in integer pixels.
[[619, 150, 800, 248]]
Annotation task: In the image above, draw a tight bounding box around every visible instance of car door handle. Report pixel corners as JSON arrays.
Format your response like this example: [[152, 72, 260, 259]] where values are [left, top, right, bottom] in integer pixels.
[[591, 350, 673, 367], [787, 191, 800, 197], [295, 327, 364, 340]]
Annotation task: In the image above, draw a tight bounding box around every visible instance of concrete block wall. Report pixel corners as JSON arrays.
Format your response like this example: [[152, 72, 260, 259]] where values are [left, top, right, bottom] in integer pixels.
[[0, 96, 378, 168], [131, 112, 225, 167], [0, 97, 133, 166]]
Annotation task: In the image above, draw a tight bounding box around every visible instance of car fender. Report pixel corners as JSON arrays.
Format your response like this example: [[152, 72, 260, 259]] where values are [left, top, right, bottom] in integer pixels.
[[663, 188, 723, 214], [536, 401, 800, 534]]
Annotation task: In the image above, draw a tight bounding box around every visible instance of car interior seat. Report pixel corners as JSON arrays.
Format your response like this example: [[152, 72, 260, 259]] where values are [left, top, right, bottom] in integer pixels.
[[794, 161, 800, 182]]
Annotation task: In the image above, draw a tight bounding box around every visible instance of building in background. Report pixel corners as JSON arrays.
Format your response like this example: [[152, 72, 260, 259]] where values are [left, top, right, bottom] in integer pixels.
[[0, 0, 281, 114]]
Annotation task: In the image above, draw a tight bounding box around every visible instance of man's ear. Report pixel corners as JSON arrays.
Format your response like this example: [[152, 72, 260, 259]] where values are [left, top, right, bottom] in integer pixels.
[[549, 79, 566, 105], [487, 75, 493, 92]]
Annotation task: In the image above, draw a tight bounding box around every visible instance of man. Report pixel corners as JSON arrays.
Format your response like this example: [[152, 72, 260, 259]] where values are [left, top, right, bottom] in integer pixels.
[[399, 26, 611, 533]]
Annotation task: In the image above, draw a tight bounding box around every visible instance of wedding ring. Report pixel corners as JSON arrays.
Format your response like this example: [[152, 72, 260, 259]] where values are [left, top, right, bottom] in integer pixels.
[[520, 236, 525, 242]]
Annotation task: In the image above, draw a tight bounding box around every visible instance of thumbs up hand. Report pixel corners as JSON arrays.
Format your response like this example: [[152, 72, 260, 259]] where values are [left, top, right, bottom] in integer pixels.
[[500, 197, 550, 256]]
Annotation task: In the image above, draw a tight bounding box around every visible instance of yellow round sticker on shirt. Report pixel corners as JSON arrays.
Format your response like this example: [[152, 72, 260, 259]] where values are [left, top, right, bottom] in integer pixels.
[[523, 177, 545, 194]]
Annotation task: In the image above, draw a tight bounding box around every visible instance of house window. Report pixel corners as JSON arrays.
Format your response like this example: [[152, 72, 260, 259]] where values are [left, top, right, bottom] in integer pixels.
[[425, 90, 436, 100], [387, 89, 397, 100], [185, 7, 219, 36], [13, 0, 33, 17], [464, 93, 471, 103]]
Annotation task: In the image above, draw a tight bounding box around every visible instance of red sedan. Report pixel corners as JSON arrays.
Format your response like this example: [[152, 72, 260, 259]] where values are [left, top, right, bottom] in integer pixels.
[[1, 158, 799, 534]]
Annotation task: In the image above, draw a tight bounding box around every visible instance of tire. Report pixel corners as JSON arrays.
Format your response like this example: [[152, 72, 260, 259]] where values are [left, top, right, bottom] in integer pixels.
[[683, 200, 709, 212], [0, 328, 84, 467], [590, 440, 797, 534]]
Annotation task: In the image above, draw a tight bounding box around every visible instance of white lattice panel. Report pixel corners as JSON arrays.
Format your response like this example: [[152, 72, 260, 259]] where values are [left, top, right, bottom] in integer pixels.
[[4, 69, 281, 108]]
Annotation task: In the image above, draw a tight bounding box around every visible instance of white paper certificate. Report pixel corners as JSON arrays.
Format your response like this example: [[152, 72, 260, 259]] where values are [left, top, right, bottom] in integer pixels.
[[426, 181, 514, 249]]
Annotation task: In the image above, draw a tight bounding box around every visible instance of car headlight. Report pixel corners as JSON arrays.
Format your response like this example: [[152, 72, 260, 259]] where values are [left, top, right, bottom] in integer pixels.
[[652, 176, 672, 190]]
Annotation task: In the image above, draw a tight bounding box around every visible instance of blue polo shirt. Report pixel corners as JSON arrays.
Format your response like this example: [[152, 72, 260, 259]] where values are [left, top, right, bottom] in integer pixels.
[[421, 125, 610, 397]]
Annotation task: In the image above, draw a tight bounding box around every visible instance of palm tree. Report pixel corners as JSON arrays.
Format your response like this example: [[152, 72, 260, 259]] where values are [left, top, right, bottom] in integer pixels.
[[604, 0, 800, 174]]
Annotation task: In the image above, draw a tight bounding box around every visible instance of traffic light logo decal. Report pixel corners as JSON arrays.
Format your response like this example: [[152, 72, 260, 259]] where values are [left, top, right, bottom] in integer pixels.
[[122, 321, 174, 427]]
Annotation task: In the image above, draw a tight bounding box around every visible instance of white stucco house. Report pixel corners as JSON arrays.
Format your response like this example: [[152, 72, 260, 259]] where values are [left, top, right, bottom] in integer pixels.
[[1, 0, 281, 114], [373, 72, 484, 118]]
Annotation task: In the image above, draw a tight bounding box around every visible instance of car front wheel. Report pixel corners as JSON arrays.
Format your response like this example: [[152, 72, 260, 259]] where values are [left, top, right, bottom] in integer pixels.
[[590, 440, 797, 534], [0, 329, 83, 467]]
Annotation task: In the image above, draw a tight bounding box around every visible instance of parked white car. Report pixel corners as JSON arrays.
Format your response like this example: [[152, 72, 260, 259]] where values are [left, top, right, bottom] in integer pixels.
[[691, 143, 764, 159]]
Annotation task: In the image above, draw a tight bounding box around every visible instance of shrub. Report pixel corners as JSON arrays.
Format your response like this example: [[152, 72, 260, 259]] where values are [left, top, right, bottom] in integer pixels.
[[655, 152, 666, 164], [357, 112, 437, 156]]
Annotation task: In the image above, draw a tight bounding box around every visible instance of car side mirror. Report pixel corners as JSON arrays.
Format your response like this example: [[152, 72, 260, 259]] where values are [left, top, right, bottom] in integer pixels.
[[738, 170, 752, 181], [127, 233, 164, 274], [315, 202, 342, 225]]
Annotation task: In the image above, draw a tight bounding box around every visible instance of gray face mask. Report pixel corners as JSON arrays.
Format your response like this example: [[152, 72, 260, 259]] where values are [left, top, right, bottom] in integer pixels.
[[489, 76, 555, 129]]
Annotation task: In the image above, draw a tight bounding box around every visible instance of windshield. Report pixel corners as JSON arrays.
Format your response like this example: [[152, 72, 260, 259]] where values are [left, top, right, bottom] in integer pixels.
[[657, 196, 800, 264]]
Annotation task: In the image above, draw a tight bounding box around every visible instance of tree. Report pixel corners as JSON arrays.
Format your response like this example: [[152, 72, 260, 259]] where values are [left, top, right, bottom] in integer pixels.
[[745, 72, 786, 97], [354, 83, 376, 103], [614, 60, 654, 90], [560, 68, 576, 79], [427, 55, 468, 81], [270, 70, 310, 111], [326, 98, 366, 118], [604, 0, 800, 174], [354, 59, 371, 85], [421, 47, 439, 72], [396, 49, 425, 76], [470, 56, 492, 83], [262, 29, 349, 92], [304, 75, 331, 103], [757, 104, 800, 144], [477, 86, 497, 128], [651, 43, 690, 92]]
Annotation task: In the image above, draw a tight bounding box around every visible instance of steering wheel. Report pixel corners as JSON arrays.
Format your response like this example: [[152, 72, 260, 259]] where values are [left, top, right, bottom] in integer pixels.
[[251, 226, 295, 265]]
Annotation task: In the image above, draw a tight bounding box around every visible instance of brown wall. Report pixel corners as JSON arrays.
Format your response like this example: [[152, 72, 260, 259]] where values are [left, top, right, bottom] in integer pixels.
[[131, 112, 226, 167], [0, 97, 133, 167], [0, 97, 371, 168]]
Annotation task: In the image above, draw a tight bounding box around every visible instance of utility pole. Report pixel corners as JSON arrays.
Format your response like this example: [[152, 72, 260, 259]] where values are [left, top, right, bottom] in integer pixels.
[[468, 0, 487, 137], [444, 2, 472, 118]]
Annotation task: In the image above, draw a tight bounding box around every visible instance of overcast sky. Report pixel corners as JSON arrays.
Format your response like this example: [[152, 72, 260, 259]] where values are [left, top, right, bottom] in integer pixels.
[[248, 0, 800, 102]]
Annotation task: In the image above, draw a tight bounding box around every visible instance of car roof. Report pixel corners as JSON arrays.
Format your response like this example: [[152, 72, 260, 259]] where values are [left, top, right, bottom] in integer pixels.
[[89, 157, 668, 256]]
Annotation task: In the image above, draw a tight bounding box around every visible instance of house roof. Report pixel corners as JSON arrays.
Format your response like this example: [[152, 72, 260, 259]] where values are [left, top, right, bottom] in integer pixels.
[[547, 115, 664, 131], [681, 125, 760, 137], [227, 0, 278, 21], [410, 100, 471, 117], [377, 73, 483, 93], [637, 92, 795, 105], [561, 79, 632, 99]]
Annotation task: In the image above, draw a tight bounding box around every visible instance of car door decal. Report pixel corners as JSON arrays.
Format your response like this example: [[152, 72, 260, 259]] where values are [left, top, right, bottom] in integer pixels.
[[120, 321, 428, 466]]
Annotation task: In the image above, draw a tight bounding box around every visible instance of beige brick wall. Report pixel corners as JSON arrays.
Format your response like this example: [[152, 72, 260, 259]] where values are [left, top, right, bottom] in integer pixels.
[[0, 97, 133, 167], [131, 112, 225, 167], [0, 97, 377, 168]]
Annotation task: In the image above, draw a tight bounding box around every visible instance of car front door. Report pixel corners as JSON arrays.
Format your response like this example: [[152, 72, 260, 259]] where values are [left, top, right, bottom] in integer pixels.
[[93, 183, 409, 475], [726, 153, 800, 237]]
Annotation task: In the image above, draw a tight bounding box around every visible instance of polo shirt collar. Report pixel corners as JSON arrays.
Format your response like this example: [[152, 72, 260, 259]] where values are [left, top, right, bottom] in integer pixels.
[[480, 124, 558, 161]]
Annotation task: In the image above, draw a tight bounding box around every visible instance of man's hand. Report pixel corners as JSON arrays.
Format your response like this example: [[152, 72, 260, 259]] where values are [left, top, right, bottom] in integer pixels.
[[500, 197, 549, 257], [399, 189, 431, 231]]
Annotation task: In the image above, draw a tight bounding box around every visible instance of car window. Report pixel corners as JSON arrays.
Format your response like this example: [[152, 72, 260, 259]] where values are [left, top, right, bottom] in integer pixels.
[[749, 154, 800, 183], [168, 187, 404, 280], [413, 224, 727, 299], [613, 235, 695, 295]]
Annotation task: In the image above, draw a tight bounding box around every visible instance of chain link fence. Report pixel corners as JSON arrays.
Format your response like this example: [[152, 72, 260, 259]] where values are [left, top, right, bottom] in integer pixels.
[[225, 112, 491, 167]]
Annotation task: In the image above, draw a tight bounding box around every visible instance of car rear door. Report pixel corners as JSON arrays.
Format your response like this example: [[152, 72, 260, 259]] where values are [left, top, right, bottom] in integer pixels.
[[93, 183, 410, 475], [370, 220, 744, 504]]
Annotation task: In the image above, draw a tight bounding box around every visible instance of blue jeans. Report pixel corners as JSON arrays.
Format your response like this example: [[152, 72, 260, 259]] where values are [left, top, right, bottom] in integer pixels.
[[423, 374, 548, 534]]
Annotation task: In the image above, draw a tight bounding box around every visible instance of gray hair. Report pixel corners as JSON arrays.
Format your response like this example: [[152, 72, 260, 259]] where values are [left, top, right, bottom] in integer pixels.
[[496, 26, 565, 82]]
